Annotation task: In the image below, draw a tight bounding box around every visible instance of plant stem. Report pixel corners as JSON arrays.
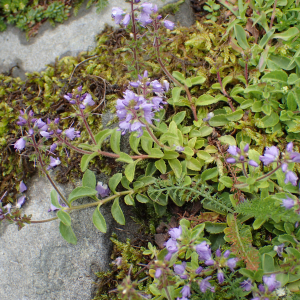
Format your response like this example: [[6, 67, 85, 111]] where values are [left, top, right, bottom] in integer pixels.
[[145, 125, 169, 149], [30, 190, 133, 223], [130, 0, 140, 77], [164, 287, 172, 300], [234, 163, 282, 188], [242, 162, 248, 178], [79, 109, 97, 145], [152, 22, 198, 121], [244, 62, 248, 86], [30, 134, 70, 207], [269, 0, 278, 29], [217, 71, 235, 111]]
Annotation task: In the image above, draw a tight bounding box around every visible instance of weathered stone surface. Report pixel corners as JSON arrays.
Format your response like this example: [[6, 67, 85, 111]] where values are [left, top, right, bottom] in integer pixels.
[[0, 172, 134, 300], [175, 0, 195, 27], [0, 0, 178, 78]]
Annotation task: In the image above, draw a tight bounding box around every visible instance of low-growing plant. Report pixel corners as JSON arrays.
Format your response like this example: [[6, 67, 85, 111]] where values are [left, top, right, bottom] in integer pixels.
[[2, 0, 300, 298]]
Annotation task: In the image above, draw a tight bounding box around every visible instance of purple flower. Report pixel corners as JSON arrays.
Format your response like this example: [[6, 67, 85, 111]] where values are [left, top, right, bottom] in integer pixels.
[[205, 259, 215, 266], [17, 116, 27, 126], [174, 262, 186, 275], [181, 285, 191, 298], [281, 197, 295, 209], [40, 131, 52, 139], [96, 182, 110, 198], [141, 2, 153, 14], [155, 268, 162, 278], [19, 181, 27, 193], [240, 279, 252, 291], [50, 143, 57, 153], [286, 142, 293, 152], [137, 11, 153, 26], [249, 160, 259, 167], [112, 7, 124, 24], [47, 156, 61, 170], [217, 270, 224, 284], [258, 284, 265, 292], [195, 266, 203, 274], [226, 258, 238, 271], [226, 158, 236, 164], [274, 243, 284, 257], [175, 145, 185, 152], [290, 152, 300, 163], [16, 196, 26, 208], [14, 138, 26, 151], [163, 80, 170, 92], [169, 226, 182, 240], [203, 112, 214, 122], [263, 274, 281, 292], [281, 163, 288, 173], [199, 276, 215, 293], [35, 118, 48, 130], [284, 171, 298, 186], [227, 146, 240, 156], [216, 249, 221, 257], [48, 195, 67, 212], [82, 93, 95, 107], [163, 20, 175, 30], [122, 13, 131, 27], [165, 238, 178, 253], [65, 128, 80, 140], [260, 146, 279, 165], [223, 250, 230, 258], [151, 80, 164, 93], [244, 144, 249, 152], [196, 241, 212, 261]]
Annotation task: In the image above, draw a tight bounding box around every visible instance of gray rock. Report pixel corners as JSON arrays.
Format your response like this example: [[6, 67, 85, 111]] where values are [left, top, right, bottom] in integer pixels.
[[0, 171, 135, 300], [0, 0, 178, 77], [175, 0, 195, 27]]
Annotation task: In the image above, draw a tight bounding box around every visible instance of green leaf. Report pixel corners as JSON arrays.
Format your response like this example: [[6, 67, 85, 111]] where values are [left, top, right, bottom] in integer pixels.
[[190, 76, 206, 86], [273, 27, 299, 41], [136, 194, 150, 203], [109, 173, 122, 193], [95, 129, 113, 147], [59, 222, 77, 244], [260, 112, 279, 128], [259, 29, 275, 48], [110, 129, 121, 154], [125, 161, 137, 182], [201, 167, 218, 181], [155, 159, 167, 174], [219, 176, 233, 188], [191, 224, 205, 239], [68, 187, 98, 204], [168, 159, 182, 178], [196, 94, 220, 106], [234, 24, 249, 50], [173, 111, 186, 125], [124, 194, 134, 205], [82, 169, 96, 188], [154, 202, 166, 216], [141, 132, 153, 154], [172, 71, 185, 83], [111, 197, 125, 225], [262, 253, 276, 273], [51, 189, 62, 209], [146, 162, 157, 176], [226, 109, 244, 121], [253, 217, 265, 230], [182, 146, 194, 157], [148, 148, 164, 158], [218, 135, 236, 146], [93, 205, 107, 233], [172, 86, 183, 103], [286, 247, 300, 259], [278, 234, 297, 245], [186, 157, 202, 171], [57, 210, 71, 226], [192, 126, 213, 137], [163, 150, 179, 159], [209, 115, 229, 127], [129, 133, 141, 154], [205, 222, 227, 233], [116, 152, 134, 164], [261, 70, 288, 84], [80, 152, 99, 172]]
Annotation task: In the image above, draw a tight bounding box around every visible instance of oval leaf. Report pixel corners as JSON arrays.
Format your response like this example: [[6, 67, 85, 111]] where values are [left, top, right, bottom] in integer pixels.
[[57, 210, 71, 226], [111, 197, 125, 225], [59, 222, 77, 245], [68, 186, 98, 204], [109, 173, 122, 193], [82, 169, 96, 188], [93, 206, 107, 233]]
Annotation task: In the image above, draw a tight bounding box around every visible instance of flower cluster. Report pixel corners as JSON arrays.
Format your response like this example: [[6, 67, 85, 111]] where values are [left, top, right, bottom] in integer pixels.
[[157, 226, 239, 299], [111, 2, 175, 29], [226, 142, 300, 187], [116, 72, 168, 137], [240, 274, 281, 299]]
